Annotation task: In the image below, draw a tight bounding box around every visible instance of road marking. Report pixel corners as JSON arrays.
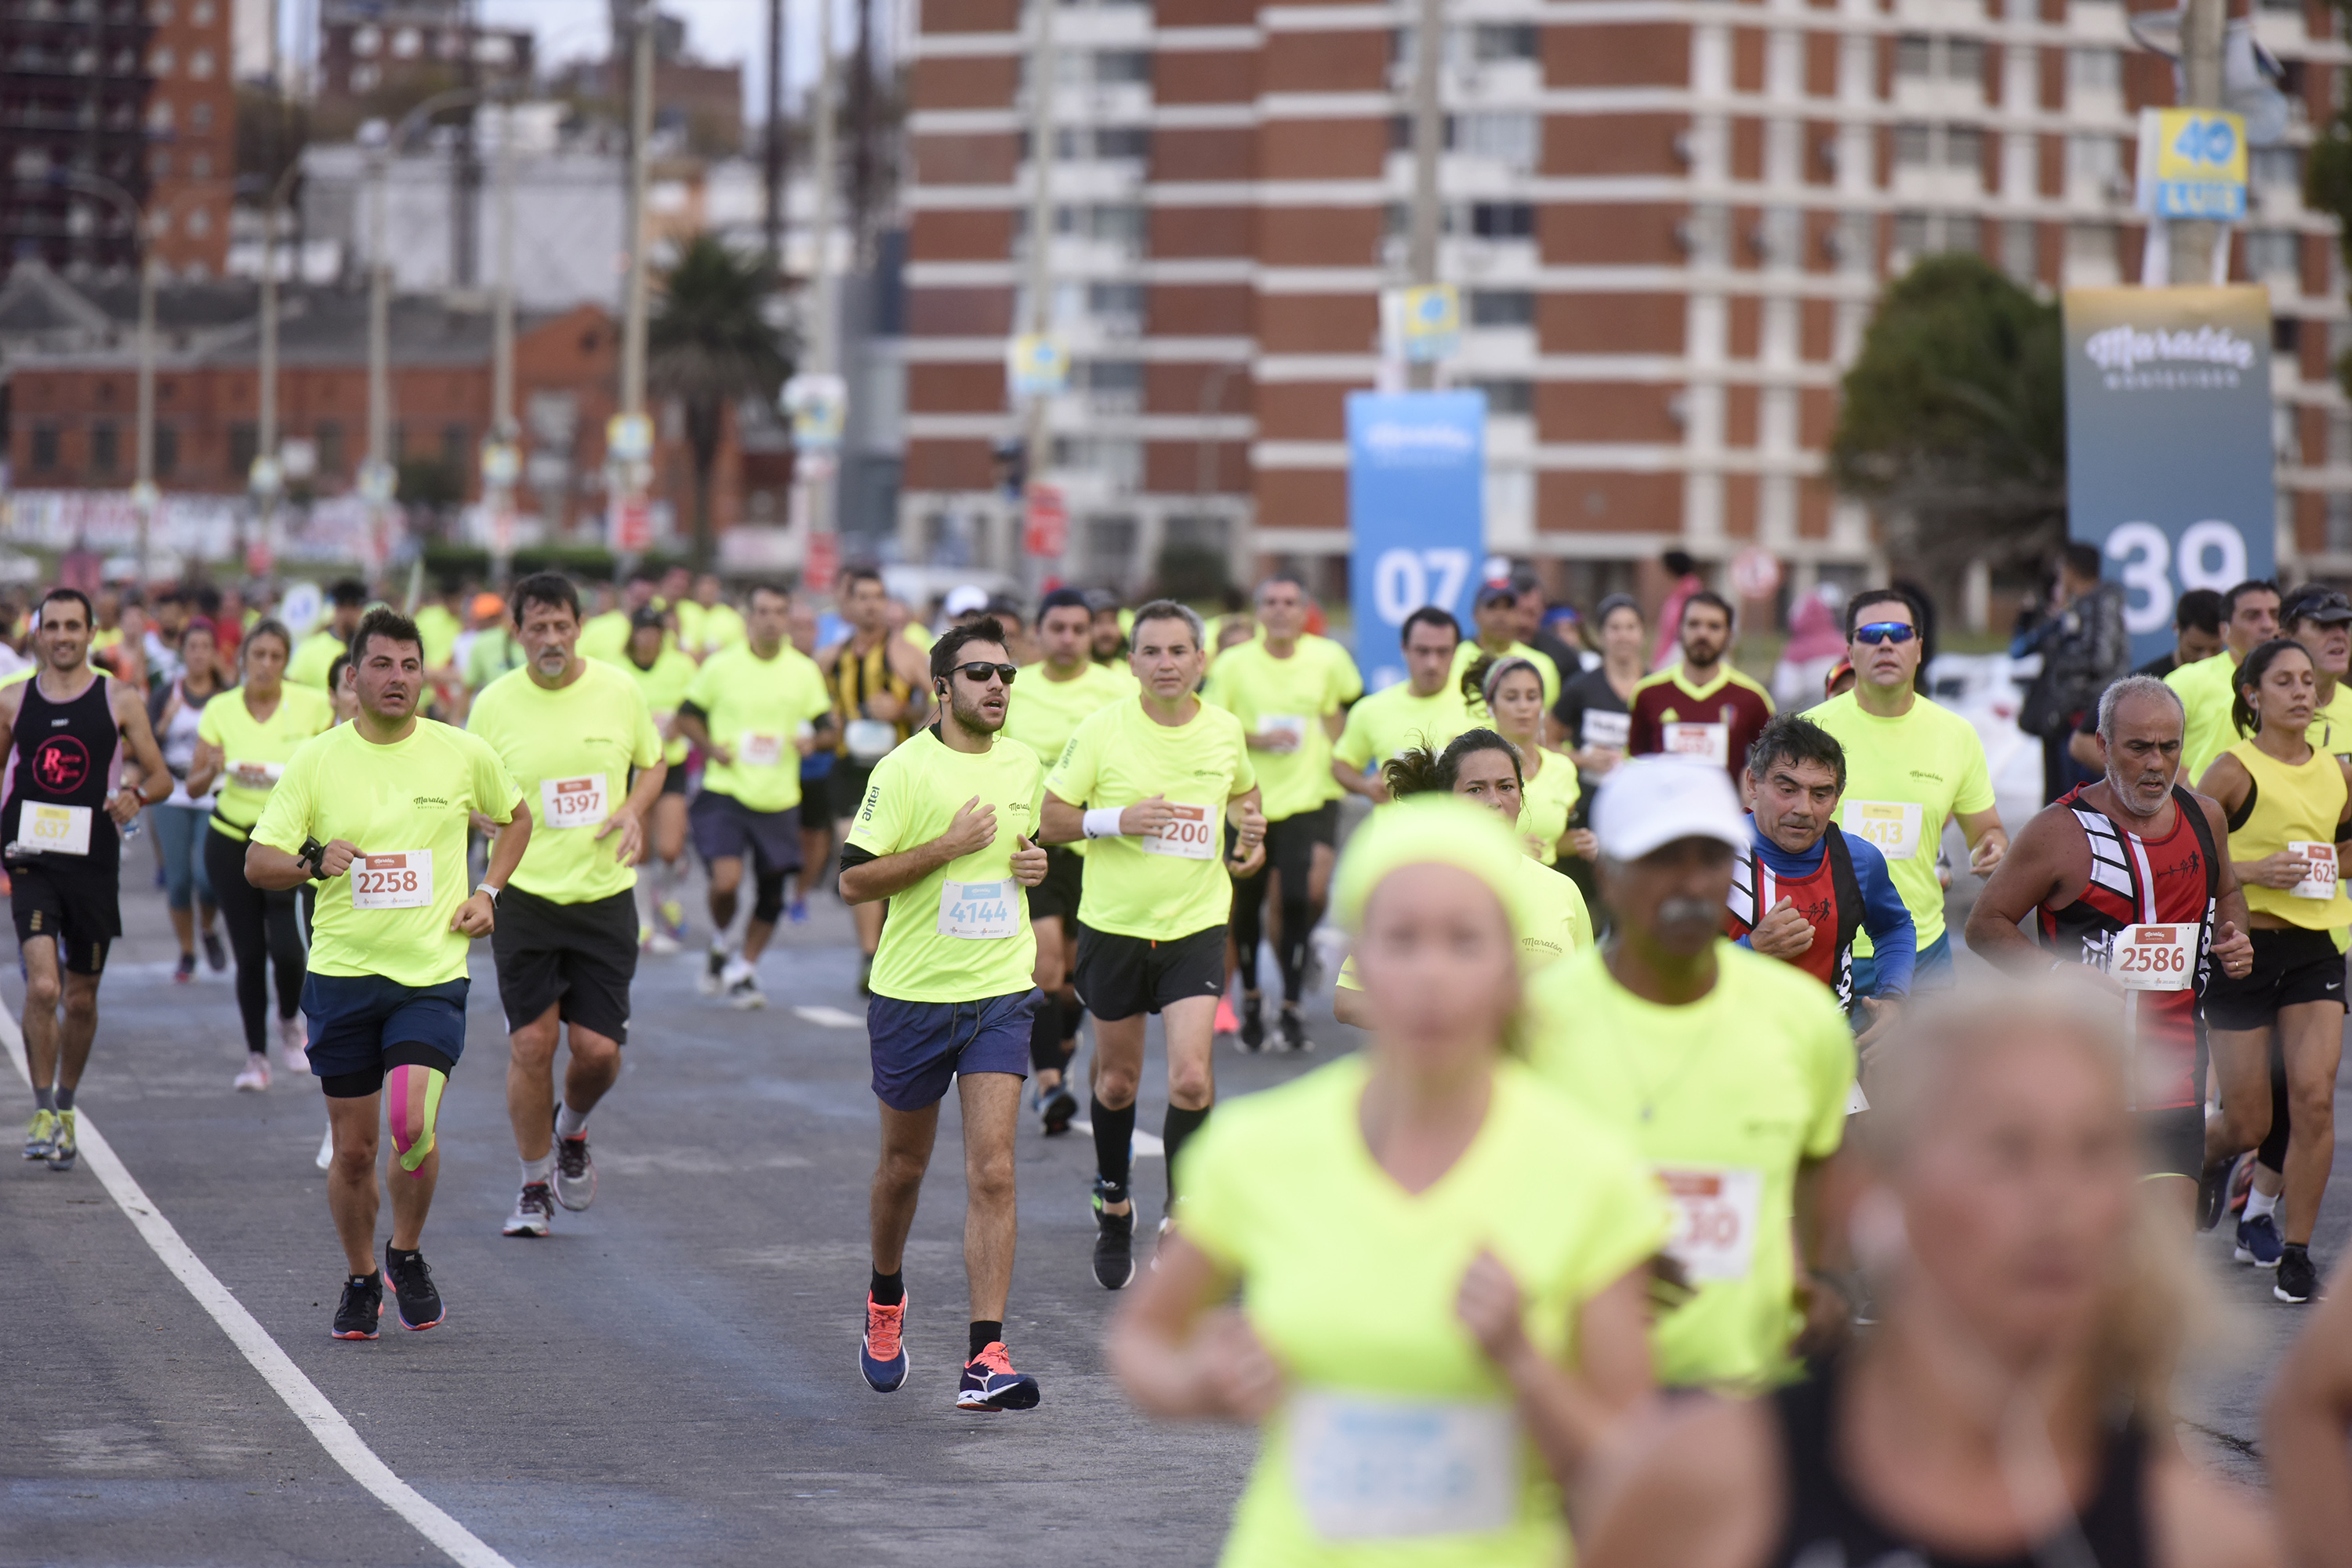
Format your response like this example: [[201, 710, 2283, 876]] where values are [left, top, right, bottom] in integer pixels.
[[1, 1010, 515, 1568], [793, 1005, 864, 1028], [1069, 1119, 1164, 1158]]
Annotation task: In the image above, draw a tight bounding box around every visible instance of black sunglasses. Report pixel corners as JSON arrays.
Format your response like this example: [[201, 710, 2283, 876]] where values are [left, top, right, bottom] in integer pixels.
[[950, 662, 1019, 685]]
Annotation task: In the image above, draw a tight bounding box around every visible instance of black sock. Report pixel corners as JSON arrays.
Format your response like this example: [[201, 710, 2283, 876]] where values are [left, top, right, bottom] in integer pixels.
[[968, 1319, 1003, 1359], [1028, 993, 1063, 1073], [34, 1087, 55, 1112], [870, 1269, 905, 1307], [1163, 1103, 1211, 1205], [54, 1087, 74, 1112], [1091, 1096, 1135, 1192], [387, 1245, 419, 1262], [2284, 1243, 2310, 1260], [1057, 992, 1083, 1051]]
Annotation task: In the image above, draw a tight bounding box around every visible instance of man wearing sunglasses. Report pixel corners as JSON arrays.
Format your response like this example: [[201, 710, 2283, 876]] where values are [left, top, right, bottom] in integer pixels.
[[1807, 587, 2005, 990], [841, 617, 1050, 1412]]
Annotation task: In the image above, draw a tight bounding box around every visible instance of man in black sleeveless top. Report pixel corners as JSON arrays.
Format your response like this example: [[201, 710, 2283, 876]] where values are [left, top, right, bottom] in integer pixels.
[[5, 586, 170, 1173]]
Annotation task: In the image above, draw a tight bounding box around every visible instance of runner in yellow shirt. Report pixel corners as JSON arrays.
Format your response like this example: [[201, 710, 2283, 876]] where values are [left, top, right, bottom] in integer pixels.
[[1332, 607, 1479, 803], [619, 604, 699, 951], [1472, 653, 1581, 864], [1042, 600, 1265, 1289], [2168, 579, 2281, 785], [466, 575, 665, 1240], [285, 579, 368, 693], [1452, 581, 1561, 708]]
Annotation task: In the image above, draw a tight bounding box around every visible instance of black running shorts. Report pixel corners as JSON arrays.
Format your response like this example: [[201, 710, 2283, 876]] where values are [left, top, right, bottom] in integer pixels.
[[2202, 925, 2347, 1030], [1025, 844, 1085, 924], [1073, 921, 1226, 1021], [2139, 1105, 2204, 1181], [488, 884, 639, 1044], [11, 861, 120, 975]]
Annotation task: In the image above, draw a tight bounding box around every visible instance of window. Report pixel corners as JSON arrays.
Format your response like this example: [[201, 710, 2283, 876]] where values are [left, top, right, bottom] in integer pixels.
[[190, 48, 212, 78], [1893, 211, 1931, 255], [1077, 360, 1144, 394], [1946, 127, 1983, 169], [150, 46, 172, 73], [1894, 123, 1933, 165], [2002, 220, 2038, 282], [30, 426, 58, 474], [392, 26, 420, 57], [152, 149, 171, 176], [91, 423, 119, 475], [353, 24, 379, 55], [314, 421, 344, 477], [187, 206, 209, 235], [1095, 125, 1150, 159], [1454, 111, 1539, 172], [1470, 201, 1535, 238], [2070, 49, 2121, 91], [1092, 49, 1150, 85], [191, 0, 211, 20], [1066, 204, 1145, 243], [2247, 229, 2299, 277], [191, 103, 210, 130], [1895, 34, 1933, 77], [2254, 147, 2302, 187], [154, 424, 178, 479], [228, 423, 256, 477], [1945, 215, 1982, 255], [1945, 38, 1984, 82], [2069, 135, 2121, 181], [1087, 281, 1145, 323], [1471, 22, 1538, 62], [1471, 379, 1534, 416], [1469, 289, 1535, 327]]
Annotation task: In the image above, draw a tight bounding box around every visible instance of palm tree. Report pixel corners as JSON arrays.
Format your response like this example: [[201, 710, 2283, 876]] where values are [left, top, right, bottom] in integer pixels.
[[648, 234, 794, 570]]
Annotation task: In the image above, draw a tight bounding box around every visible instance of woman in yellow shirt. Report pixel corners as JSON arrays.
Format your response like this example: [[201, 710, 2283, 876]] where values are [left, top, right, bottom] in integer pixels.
[[1470, 653, 1583, 866], [2194, 636, 2352, 1304], [1109, 797, 1666, 1567]]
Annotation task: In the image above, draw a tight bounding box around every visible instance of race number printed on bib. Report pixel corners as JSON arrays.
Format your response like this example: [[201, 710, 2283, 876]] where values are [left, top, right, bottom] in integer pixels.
[[739, 731, 785, 768], [227, 759, 283, 793], [937, 878, 1019, 940], [2114, 923, 2198, 992], [350, 851, 433, 910], [1582, 710, 1631, 752], [1662, 722, 1729, 769], [1262, 715, 1310, 751], [1287, 1391, 1517, 1542], [1657, 1165, 1763, 1283], [540, 775, 608, 830], [1143, 803, 1218, 860], [1843, 800, 1925, 861], [2289, 841, 2339, 900], [23, 803, 92, 856], [845, 718, 897, 764]]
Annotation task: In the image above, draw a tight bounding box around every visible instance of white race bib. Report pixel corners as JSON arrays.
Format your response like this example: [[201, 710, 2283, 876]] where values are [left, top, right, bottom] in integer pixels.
[[739, 731, 785, 768], [937, 877, 1019, 939], [2114, 922, 2198, 992], [1657, 1165, 1763, 1283], [22, 802, 91, 857], [845, 717, 897, 764], [1261, 715, 1309, 752], [1142, 803, 1218, 860], [227, 759, 283, 793], [539, 774, 608, 830], [2289, 840, 2339, 900], [1287, 1391, 1518, 1542], [1662, 722, 1729, 769], [1843, 799, 1925, 861], [1581, 710, 1630, 752], [350, 851, 433, 910]]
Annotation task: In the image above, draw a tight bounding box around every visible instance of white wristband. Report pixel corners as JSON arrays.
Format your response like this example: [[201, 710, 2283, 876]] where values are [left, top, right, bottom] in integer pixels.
[[1083, 807, 1126, 840]]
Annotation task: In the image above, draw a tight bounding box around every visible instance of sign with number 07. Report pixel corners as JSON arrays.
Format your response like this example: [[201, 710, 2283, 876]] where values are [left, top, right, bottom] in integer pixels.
[[1347, 390, 1486, 695]]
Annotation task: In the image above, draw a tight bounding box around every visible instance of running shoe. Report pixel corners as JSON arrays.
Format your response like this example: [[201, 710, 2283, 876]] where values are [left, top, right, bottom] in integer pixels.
[[2276, 1247, 2321, 1305], [502, 1181, 554, 1237], [383, 1244, 445, 1330], [173, 952, 196, 985], [787, 897, 810, 925], [1214, 993, 1240, 1039], [1037, 1080, 1077, 1137], [2235, 1211, 2284, 1269], [22, 1108, 56, 1162], [315, 1124, 335, 1171], [645, 928, 681, 956], [46, 1110, 75, 1171], [331, 1272, 383, 1340], [1091, 1178, 1136, 1290], [234, 1054, 270, 1092], [278, 1014, 309, 1073], [699, 944, 730, 996], [859, 1290, 910, 1392], [658, 898, 688, 943], [202, 930, 227, 972], [724, 960, 767, 1011], [1239, 995, 1265, 1054], [2195, 1156, 2234, 1232], [554, 1134, 597, 1211], [1277, 1005, 1311, 1054], [956, 1342, 1040, 1411]]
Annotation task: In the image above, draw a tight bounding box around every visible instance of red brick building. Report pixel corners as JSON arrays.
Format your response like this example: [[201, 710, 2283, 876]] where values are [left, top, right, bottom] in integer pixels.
[[144, 0, 235, 274]]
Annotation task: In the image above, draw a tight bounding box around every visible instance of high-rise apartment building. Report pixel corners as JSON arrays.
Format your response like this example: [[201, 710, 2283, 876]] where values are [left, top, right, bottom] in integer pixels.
[[144, 0, 235, 273], [1, 0, 154, 274], [900, 0, 2351, 601]]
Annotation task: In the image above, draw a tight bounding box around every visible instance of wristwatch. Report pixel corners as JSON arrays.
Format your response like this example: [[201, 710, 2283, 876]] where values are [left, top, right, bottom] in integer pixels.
[[476, 883, 503, 902]]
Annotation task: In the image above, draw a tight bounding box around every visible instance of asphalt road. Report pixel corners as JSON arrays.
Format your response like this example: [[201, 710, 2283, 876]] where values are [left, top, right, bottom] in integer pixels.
[[1, 847, 2339, 1564]]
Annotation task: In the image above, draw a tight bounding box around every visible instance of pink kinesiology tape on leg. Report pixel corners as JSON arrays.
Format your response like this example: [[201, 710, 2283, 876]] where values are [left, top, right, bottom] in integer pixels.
[[385, 1064, 447, 1175]]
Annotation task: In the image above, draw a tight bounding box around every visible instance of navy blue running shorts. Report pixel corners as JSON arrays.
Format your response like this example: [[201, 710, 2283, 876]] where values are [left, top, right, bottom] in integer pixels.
[[866, 989, 1033, 1112], [304, 972, 469, 1098]]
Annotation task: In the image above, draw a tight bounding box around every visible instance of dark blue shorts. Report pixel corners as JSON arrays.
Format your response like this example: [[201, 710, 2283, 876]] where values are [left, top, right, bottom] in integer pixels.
[[866, 989, 1033, 1112], [304, 973, 469, 1098]]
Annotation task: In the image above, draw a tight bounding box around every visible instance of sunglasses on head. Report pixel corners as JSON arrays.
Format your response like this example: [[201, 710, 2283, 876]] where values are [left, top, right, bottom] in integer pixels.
[[950, 661, 1019, 685], [1853, 622, 1917, 646]]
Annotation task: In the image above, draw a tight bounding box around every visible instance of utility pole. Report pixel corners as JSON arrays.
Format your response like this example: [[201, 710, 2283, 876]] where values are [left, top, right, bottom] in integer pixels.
[[2170, 0, 2226, 285], [135, 245, 156, 585], [1021, 0, 1054, 575], [850, 0, 875, 264], [367, 142, 391, 477], [806, 0, 840, 540], [762, 0, 785, 269], [1405, 0, 1445, 390], [453, 0, 482, 288], [621, 0, 653, 419], [492, 100, 516, 438]]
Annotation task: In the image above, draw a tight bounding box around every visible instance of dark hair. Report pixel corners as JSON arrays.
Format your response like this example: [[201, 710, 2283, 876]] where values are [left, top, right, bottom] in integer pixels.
[[1844, 586, 1924, 640], [326, 578, 369, 608], [1594, 592, 1642, 628], [2061, 542, 2103, 580], [1461, 652, 1543, 711], [931, 617, 1009, 684], [1131, 597, 1205, 648], [746, 580, 791, 609], [1038, 586, 1091, 619], [839, 566, 885, 597], [350, 606, 423, 663], [983, 593, 1025, 627], [1746, 713, 1848, 792], [181, 615, 217, 648], [1682, 590, 1734, 628], [241, 616, 293, 662], [38, 586, 93, 626], [2232, 637, 2315, 738], [1399, 605, 1461, 648], [2225, 579, 2281, 619], [628, 562, 662, 587], [326, 651, 353, 695], [1663, 549, 1697, 578], [1381, 727, 1524, 800], [2174, 588, 2224, 636], [509, 571, 580, 626]]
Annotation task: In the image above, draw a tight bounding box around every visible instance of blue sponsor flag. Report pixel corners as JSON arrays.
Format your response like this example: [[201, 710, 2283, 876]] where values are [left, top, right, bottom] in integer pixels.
[[1348, 391, 1486, 692]]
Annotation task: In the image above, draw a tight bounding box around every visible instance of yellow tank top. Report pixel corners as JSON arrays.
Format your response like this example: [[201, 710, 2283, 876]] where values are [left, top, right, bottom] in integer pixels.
[[2227, 738, 2352, 928]]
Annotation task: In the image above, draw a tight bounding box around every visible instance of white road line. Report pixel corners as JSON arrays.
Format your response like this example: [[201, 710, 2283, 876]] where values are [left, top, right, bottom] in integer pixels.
[[1069, 1119, 1165, 1158], [2, 1009, 516, 1568], [792, 1005, 865, 1028]]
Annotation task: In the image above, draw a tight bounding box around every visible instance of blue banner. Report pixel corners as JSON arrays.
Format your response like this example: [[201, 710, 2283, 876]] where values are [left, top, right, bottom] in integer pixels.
[[1348, 390, 1486, 692], [2063, 285, 2274, 669]]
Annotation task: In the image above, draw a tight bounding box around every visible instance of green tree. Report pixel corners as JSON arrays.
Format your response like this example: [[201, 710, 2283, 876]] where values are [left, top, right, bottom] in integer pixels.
[[2307, 106, 2352, 395], [1829, 252, 2066, 575], [648, 235, 795, 571]]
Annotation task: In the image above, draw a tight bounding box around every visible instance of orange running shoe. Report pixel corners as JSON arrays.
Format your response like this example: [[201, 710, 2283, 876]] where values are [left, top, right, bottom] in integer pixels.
[[956, 1341, 1040, 1411], [859, 1291, 909, 1392]]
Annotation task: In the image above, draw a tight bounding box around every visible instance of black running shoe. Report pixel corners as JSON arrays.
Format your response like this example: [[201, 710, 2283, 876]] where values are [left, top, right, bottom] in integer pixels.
[[1091, 1178, 1136, 1290], [201, 929, 227, 972], [1278, 1005, 1311, 1054], [1240, 995, 1265, 1053], [383, 1243, 445, 1330], [2196, 1156, 2234, 1232], [1039, 1082, 1077, 1136], [2277, 1247, 2321, 1305], [332, 1273, 383, 1340]]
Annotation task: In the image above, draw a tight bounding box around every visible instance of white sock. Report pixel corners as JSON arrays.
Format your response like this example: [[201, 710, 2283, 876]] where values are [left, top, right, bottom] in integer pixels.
[[633, 878, 655, 934], [521, 1152, 555, 1185], [556, 1105, 590, 1140], [2245, 1185, 2280, 1221]]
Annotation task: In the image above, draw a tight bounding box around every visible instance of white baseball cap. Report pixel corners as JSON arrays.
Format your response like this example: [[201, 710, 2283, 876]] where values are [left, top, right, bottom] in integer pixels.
[[942, 584, 989, 618], [1590, 755, 1749, 862]]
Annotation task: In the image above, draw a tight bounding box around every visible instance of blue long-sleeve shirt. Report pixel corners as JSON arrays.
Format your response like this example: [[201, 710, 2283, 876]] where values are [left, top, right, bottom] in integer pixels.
[[1734, 818, 1918, 998]]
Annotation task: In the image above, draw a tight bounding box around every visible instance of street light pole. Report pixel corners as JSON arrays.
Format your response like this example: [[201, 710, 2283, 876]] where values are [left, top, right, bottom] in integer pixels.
[[2171, 0, 2227, 285], [1405, 0, 1444, 390], [492, 97, 517, 440], [1021, 0, 1054, 578], [621, 0, 653, 419], [806, 0, 839, 542]]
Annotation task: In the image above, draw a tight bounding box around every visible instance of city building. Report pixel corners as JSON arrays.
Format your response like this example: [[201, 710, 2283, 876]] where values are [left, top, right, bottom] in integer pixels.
[[314, 0, 532, 113], [898, 0, 2352, 604], [1, 0, 154, 275], [144, 0, 236, 273]]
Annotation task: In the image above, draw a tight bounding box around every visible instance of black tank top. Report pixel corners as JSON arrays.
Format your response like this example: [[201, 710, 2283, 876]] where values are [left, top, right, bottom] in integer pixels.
[[1770, 1359, 2152, 1568], [3, 671, 123, 873]]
